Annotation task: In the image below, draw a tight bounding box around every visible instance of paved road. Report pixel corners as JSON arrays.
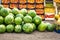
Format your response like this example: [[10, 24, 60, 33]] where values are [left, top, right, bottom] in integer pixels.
[[0, 31, 60, 40]]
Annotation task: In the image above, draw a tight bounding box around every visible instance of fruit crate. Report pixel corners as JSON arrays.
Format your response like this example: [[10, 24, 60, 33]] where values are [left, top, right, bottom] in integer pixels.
[[1, 0, 45, 20]]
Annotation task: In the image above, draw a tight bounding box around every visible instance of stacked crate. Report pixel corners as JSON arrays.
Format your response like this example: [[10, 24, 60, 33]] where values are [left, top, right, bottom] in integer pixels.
[[54, 0, 60, 14], [44, 0, 55, 20], [35, 0, 44, 20], [2, 0, 10, 8], [1, 0, 44, 20], [2, 0, 19, 8]]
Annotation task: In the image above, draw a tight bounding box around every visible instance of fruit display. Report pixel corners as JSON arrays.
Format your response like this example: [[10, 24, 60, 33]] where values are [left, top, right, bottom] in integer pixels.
[[1, 0, 60, 34], [19, 4, 26, 9], [33, 15, 42, 25], [6, 24, 14, 32], [44, 7, 55, 13], [0, 5, 58, 34], [23, 23, 34, 33], [39, 15, 45, 20], [45, 7, 55, 20], [0, 8, 10, 17], [3, 4, 9, 8], [0, 16, 4, 24], [15, 25, 22, 33], [10, 4, 18, 9], [36, 0, 44, 3], [0, 25, 6, 33], [27, 4, 35, 9], [12, 8, 19, 15], [38, 22, 47, 32], [28, 0, 34, 3], [2, 0, 9, 3], [55, 14, 60, 20], [5, 15, 14, 24], [1, 0, 44, 19], [15, 17, 22, 25], [36, 4, 44, 8], [46, 23, 54, 32], [19, 0, 26, 3], [45, 2, 53, 7], [56, 3, 60, 7], [0, 5, 4, 10], [16, 14, 24, 19], [23, 15, 32, 23], [10, 0, 18, 3], [55, 24, 60, 33], [54, 0, 60, 3], [36, 9, 44, 15], [20, 9, 27, 16], [28, 10, 36, 18]]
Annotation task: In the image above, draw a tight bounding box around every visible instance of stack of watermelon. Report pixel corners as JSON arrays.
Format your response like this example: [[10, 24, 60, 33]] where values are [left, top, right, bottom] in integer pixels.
[[0, 5, 57, 33]]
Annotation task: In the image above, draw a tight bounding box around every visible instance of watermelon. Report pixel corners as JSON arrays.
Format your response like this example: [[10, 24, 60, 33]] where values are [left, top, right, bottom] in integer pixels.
[[6, 8, 12, 13], [23, 23, 34, 33], [46, 23, 54, 32], [38, 22, 47, 32], [55, 25, 60, 33], [20, 9, 27, 16], [52, 24, 57, 29], [5, 15, 14, 24], [6, 24, 14, 32], [15, 25, 22, 33], [0, 8, 9, 17], [28, 10, 36, 18], [12, 8, 19, 15], [16, 14, 24, 19], [31, 23, 36, 31], [23, 15, 32, 23], [22, 21, 25, 26], [8, 13, 14, 17], [0, 25, 6, 33], [0, 5, 3, 10], [33, 15, 42, 25], [15, 17, 22, 25], [0, 16, 4, 24]]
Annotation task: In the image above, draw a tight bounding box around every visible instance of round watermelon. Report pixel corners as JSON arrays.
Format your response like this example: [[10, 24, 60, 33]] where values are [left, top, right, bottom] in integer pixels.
[[38, 22, 47, 32], [12, 8, 19, 15], [16, 14, 24, 19], [22, 21, 25, 26], [31, 23, 36, 31], [15, 17, 22, 25], [23, 23, 34, 33], [6, 8, 12, 13], [28, 10, 36, 18], [5, 15, 14, 24], [0, 5, 3, 10], [0, 8, 9, 17], [33, 15, 42, 25], [15, 25, 22, 33], [23, 15, 32, 23], [0, 16, 4, 24], [8, 13, 14, 17], [0, 24, 6, 33], [20, 9, 27, 16], [55, 24, 60, 33], [46, 23, 54, 32], [6, 24, 14, 32]]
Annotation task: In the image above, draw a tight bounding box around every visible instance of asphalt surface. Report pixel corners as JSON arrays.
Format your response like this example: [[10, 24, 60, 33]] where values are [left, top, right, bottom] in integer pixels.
[[0, 31, 60, 40]]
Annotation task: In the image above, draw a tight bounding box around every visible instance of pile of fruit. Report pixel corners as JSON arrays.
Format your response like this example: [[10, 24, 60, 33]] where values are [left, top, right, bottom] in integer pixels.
[[55, 12, 60, 25], [0, 5, 59, 33]]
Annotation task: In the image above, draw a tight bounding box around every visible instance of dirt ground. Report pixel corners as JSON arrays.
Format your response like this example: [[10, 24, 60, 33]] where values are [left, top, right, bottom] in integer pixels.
[[0, 31, 60, 40]]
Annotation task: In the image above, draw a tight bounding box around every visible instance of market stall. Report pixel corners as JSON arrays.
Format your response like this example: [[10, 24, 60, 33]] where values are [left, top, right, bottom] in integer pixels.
[[0, 0, 60, 40]]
